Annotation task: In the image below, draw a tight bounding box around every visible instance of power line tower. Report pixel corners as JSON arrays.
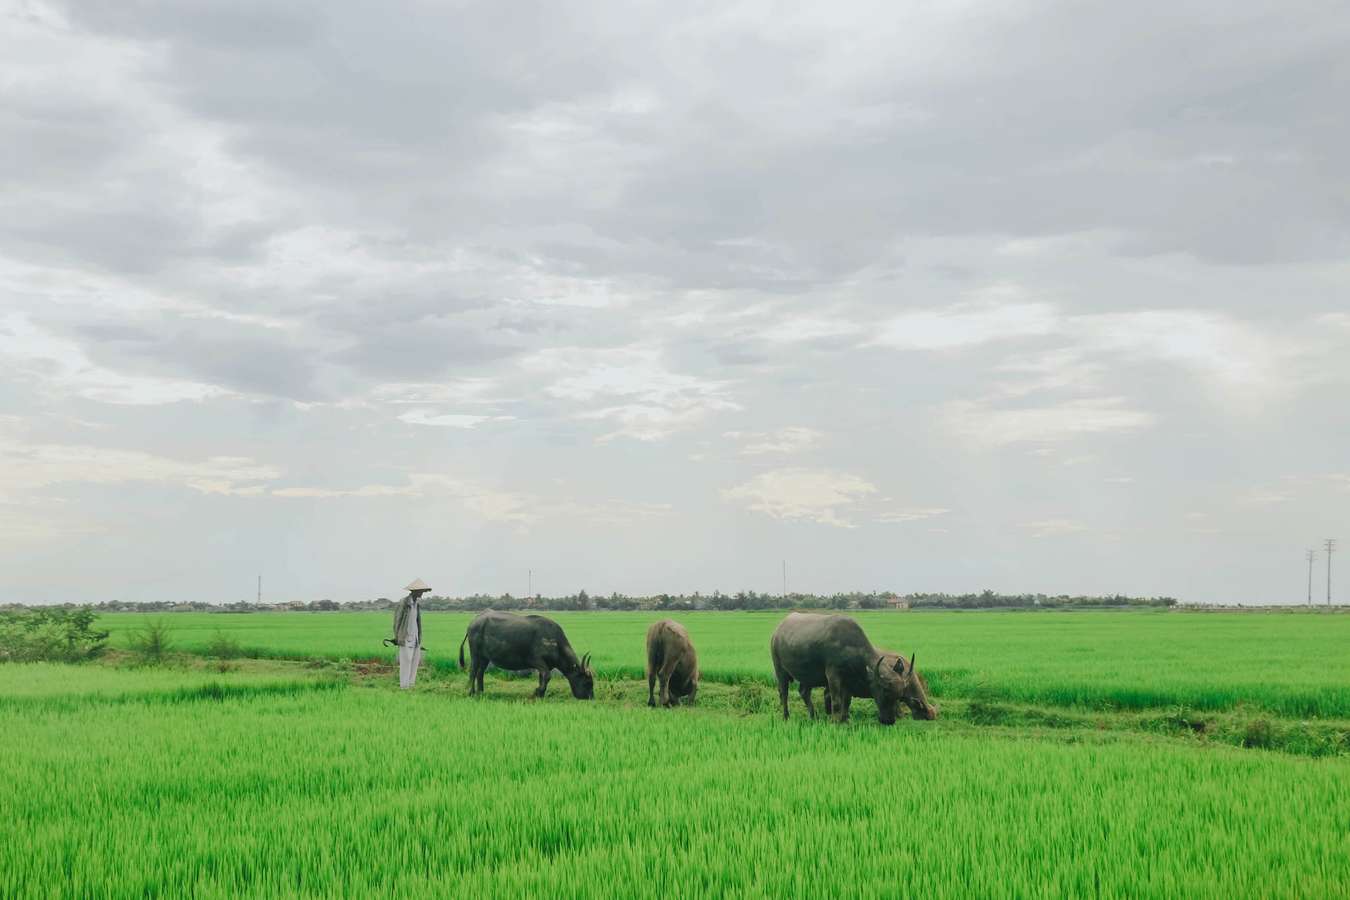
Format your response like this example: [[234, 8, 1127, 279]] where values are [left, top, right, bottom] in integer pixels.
[[1307, 549, 1317, 606], [1326, 539, 1337, 606]]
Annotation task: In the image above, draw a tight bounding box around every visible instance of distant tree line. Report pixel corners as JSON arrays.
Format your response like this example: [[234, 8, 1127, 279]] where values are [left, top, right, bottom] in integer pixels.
[[4, 590, 1177, 614]]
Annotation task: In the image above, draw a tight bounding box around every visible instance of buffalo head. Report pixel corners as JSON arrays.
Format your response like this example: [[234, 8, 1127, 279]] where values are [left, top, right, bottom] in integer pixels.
[[869, 653, 939, 724], [566, 652, 595, 700]]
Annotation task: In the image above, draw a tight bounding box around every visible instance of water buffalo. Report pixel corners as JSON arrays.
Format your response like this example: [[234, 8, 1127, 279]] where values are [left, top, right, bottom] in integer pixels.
[[770, 612, 938, 724], [459, 610, 595, 699], [645, 619, 699, 708]]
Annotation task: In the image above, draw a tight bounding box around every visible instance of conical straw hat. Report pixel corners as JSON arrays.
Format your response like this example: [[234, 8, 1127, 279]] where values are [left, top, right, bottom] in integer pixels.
[[405, 578, 431, 592]]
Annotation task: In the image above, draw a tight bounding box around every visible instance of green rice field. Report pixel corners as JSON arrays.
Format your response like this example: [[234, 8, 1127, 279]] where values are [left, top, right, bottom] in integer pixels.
[[3, 610, 1348, 897], [100, 610, 1350, 716]]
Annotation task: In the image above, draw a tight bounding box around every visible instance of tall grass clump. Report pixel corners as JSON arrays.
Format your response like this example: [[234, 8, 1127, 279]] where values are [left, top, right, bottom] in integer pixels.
[[128, 620, 174, 664], [203, 630, 245, 660]]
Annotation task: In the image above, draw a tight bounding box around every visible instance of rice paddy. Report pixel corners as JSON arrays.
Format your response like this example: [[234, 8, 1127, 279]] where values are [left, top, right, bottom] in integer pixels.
[[100, 609, 1350, 716], [4, 610, 1347, 897]]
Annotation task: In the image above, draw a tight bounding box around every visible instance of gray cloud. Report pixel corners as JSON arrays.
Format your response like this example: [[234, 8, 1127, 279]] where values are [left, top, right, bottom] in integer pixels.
[[2, 0, 1348, 604]]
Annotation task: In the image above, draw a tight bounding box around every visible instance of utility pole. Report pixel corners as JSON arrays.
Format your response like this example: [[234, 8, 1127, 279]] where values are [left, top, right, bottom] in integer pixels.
[[1326, 539, 1337, 606], [782, 560, 787, 600], [528, 569, 533, 598], [1307, 549, 1317, 607], [257, 574, 262, 605]]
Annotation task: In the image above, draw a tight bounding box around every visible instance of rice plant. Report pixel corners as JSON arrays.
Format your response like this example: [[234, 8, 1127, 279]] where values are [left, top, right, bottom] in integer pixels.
[[1, 672, 1346, 898]]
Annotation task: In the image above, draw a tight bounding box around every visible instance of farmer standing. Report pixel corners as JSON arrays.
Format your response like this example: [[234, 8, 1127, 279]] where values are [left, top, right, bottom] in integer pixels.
[[392, 579, 430, 689]]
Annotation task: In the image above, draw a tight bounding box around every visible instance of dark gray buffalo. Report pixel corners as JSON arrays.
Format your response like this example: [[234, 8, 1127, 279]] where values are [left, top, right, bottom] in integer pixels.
[[645, 619, 699, 708], [459, 610, 595, 699], [770, 612, 938, 724]]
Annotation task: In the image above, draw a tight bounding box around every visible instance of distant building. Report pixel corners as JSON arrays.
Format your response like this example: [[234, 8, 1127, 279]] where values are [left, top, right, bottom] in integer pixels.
[[886, 596, 910, 610]]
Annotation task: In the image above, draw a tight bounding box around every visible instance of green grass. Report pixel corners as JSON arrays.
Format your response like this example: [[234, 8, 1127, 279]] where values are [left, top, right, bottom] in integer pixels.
[[6, 605, 1350, 899], [2, 672, 1347, 898], [0, 659, 330, 707], [98, 610, 1350, 717]]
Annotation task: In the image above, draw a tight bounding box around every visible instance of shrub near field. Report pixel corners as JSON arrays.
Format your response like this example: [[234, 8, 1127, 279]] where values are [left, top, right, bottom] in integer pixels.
[[1, 676, 1347, 898], [98, 610, 1350, 717]]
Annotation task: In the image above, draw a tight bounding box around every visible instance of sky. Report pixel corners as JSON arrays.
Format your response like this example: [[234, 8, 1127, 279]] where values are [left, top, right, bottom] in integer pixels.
[[2, 0, 1348, 605]]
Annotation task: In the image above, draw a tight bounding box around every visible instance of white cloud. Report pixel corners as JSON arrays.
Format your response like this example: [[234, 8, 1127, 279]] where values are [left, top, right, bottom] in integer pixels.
[[270, 485, 416, 499], [0, 437, 279, 500], [879, 302, 1298, 405], [723, 467, 877, 527], [724, 426, 823, 455], [396, 410, 515, 428], [268, 472, 670, 530], [1068, 310, 1282, 395], [1236, 488, 1291, 507], [992, 348, 1107, 398], [528, 346, 739, 441], [757, 315, 861, 344], [944, 397, 1156, 445], [370, 379, 506, 405], [873, 301, 1058, 351], [1020, 518, 1088, 538], [876, 507, 951, 523]]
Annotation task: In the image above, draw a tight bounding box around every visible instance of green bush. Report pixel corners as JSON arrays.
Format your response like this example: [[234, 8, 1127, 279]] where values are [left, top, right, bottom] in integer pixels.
[[0, 607, 109, 663], [204, 631, 244, 660], [128, 620, 174, 664], [1242, 718, 1275, 749]]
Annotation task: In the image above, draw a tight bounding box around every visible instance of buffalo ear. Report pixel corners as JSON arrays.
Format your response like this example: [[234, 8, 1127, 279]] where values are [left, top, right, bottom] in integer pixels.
[[892, 655, 907, 676]]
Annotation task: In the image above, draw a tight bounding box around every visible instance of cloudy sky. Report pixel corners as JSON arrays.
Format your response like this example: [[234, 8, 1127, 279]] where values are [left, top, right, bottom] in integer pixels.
[[3, 0, 1348, 605]]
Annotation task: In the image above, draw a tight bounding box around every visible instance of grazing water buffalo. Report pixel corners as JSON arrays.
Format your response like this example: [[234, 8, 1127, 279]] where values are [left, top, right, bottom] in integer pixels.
[[770, 612, 938, 724], [459, 610, 595, 699], [645, 619, 699, 708]]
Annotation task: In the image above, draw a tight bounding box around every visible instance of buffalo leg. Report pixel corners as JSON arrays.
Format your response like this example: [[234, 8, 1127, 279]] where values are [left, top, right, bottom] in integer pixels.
[[535, 667, 551, 698], [834, 686, 851, 724], [824, 691, 833, 716], [658, 658, 681, 707], [798, 683, 817, 719], [647, 667, 657, 707], [774, 669, 791, 720], [825, 668, 850, 723]]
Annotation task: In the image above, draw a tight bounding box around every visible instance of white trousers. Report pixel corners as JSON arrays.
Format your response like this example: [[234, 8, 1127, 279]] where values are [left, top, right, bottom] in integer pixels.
[[399, 643, 422, 689]]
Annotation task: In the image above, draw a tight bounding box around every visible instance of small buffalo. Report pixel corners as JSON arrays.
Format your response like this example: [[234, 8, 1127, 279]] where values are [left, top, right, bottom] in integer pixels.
[[770, 612, 937, 724], [459, 610, 595, 699], [645, 619, 699, 708]]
